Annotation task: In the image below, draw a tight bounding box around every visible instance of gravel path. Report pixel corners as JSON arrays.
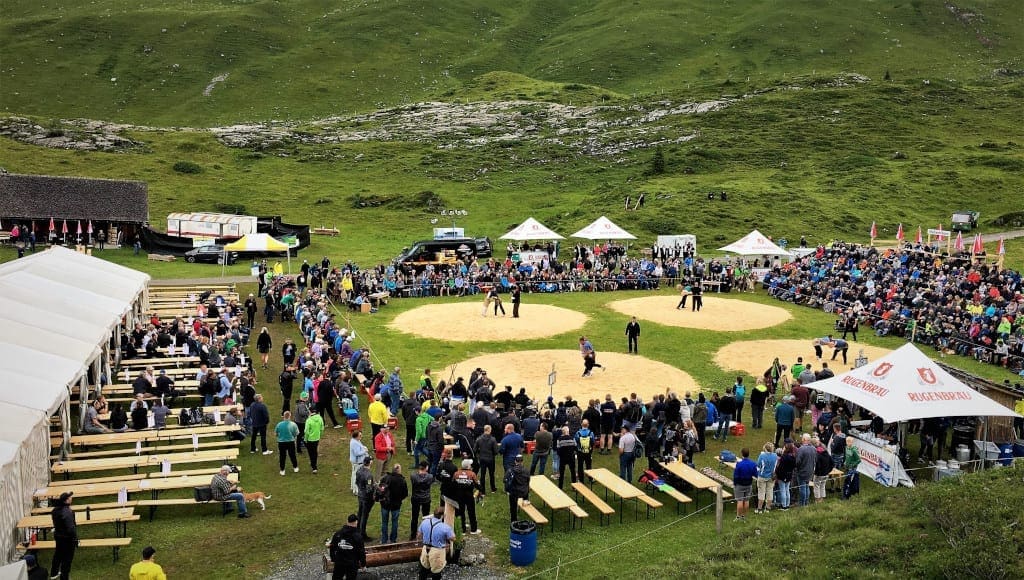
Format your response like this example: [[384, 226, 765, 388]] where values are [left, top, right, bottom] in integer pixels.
[[261, 534, 510, 580]]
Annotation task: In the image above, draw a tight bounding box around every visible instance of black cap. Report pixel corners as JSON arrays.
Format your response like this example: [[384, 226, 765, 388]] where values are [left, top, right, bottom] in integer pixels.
[[58, 491, 73, 503], [347, 514, 359, 524], [362, 457, 372, 465]]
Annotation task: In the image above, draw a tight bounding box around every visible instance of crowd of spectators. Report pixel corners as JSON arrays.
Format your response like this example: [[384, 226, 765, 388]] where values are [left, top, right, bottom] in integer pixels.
[[762, 242, 1024, 374]]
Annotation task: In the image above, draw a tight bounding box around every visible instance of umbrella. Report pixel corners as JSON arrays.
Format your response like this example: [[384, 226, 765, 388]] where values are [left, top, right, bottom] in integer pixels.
[[87, 220, 93, 234], [869, 221, 877, 239], [895, 223, 904, 241], [972, 234, 984, 255], [49, 218, 55, 232], [954, 231, 964, 252], [997, 237, 1005, 255], [914, 226, 923, 245], [61, 220, 68, 234], [76, 221, 82, 235], [87, 220, 93, 244]]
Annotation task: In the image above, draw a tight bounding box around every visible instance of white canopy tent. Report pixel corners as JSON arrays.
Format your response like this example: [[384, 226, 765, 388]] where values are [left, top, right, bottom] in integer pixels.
[[807, 343, 1021, 423], [0, 246, 150, 307], [0, 403, 49, 563], [500, 217, 565, 240], [223, 233, 291, 276], [717, 229, 792, 256], [570, 216, 637, 240]]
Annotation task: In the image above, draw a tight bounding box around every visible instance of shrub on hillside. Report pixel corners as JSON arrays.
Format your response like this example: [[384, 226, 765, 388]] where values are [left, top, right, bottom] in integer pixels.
[[172, 161, 202, 174]]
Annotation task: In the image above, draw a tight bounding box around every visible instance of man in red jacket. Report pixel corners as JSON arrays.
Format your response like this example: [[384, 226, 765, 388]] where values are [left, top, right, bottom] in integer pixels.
[[373, 425, 395, 480]]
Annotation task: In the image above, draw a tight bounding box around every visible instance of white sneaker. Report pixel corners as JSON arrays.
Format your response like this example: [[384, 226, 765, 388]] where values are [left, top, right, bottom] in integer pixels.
[[334, 425, 343, 429], [280, 470, 285, 476], [263, 450, 273, 455], [470, 529, 482, 535], [293, 467, 299, 473]]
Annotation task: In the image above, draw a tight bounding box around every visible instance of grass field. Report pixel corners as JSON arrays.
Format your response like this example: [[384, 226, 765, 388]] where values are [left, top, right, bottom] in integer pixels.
[[44, 282, 1022, 578]]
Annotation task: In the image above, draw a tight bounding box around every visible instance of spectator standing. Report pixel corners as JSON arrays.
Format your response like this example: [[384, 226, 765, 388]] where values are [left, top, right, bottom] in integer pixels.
[[714, 388, 736, 442], [842, 437, 862, 499], [373, 425, 396, 480], [733, 377, 747, 423], [795, 434, 817, 507], [348, 431, 368, 495], [692, 394, 708, 451], [379, 465, 409, 545], [732, 448, 757, 521], [329, 514, 366, 580], [355, 458, 375, 541], [749, 380, 769, 429], [294, 392, 311, 454], [498, 423, 524, 475], [453, 459, 481, 534], [555, 426, 578, 489], [368, 394, 389, 439], [49, 491, 78, 580], [256, 327, 272, 369], [618, 427, 637, 482], [129, 546, 166, 580], [625, 316, 641, 353], [774, 396, 796, 447], [409, 462, 434, 540], [530, 423, 552, 475], [575, 420, 596, 483], [474, 424, 499, 496], [506, 455, 530, 523], [276, 411, 300, 475], [755, 443, 777, 513], [304, 409, 324, 473], [417, 506, 455, 580], [249, 394, 271, 455]]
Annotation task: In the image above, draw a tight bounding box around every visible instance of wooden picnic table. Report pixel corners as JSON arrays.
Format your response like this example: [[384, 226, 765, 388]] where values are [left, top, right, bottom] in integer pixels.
[[52, 448, 240, 476], [98, 403, 239, 422], [584, 467, 649, 522], [119, 356, 202, 368], [529, 475, 586, 531], [18, 508, 137, 539], [70, 424, 240, 447], [660, 461, 732, 506], [34, 473, 238, 501]]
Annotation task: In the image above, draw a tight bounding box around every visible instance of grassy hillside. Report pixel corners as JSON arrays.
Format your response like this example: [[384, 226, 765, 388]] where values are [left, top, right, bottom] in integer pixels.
[[2, 0, 1022, 124]]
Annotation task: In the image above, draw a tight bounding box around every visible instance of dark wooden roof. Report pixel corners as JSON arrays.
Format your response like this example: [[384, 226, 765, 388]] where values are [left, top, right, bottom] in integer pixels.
[[0, 173, 148, 223]]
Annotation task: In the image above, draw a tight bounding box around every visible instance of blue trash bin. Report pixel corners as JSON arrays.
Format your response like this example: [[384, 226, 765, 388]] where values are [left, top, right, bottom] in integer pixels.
[[997, 444, 1014, 467], [1012, 440, 1024, 458], [510, 520, 537, 566]]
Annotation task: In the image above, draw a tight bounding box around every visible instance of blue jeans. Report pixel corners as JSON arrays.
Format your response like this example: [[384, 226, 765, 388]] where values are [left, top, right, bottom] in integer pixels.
[[775, 481, 790, 508], [414, 439, 428, 467], [530, 452, 549, 475], [619, 451, 634, 482], [796, 474, 811, 506], [380, 507, 400, 543], [551, 453, 560, 473], [204, 394, 215, 406], [715, 414, 733, 441], [225, 492, 247, 514]]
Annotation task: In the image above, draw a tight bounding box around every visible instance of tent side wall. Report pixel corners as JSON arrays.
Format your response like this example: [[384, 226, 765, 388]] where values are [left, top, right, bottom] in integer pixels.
[[0, 447, 27, 564]]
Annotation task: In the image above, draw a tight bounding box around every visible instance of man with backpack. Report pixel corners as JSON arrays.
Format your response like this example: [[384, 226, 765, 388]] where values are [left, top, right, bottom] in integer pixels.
[[574, 420, 595, 483], [378, 464, 408, 545], [505, 455, 530, 523], [355, 458, 375, 541], [714, 388, 736, 442], [426, 415, 445, 476]]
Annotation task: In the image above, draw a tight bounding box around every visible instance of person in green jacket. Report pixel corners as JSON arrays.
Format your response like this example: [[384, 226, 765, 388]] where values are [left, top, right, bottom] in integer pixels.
[[414, 409, 431, 468], [842, 437, 861, 499], [304, 411, 324, 474], [276, 411, 300, 476]]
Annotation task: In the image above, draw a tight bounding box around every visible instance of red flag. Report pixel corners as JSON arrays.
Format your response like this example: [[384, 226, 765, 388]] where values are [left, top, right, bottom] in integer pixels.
[[49, 217, 55, 232], [896, 223, 904, 241], [915, 226, 923, 245], [954, 231, 964, 252], [870, 221, 877, 239], [997, 237, 1005, 255], [972, 234, 984, 255], [61, 220, 68, 234]]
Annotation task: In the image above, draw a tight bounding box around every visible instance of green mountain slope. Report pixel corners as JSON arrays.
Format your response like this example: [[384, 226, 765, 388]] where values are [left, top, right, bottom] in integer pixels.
[[2, 0, 1021, 124]]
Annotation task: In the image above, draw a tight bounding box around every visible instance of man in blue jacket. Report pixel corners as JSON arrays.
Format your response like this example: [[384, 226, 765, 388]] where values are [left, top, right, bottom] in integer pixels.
[[497, 423, 524, 475], [774, 396, 796, 448], [732, 448, 757, 521]]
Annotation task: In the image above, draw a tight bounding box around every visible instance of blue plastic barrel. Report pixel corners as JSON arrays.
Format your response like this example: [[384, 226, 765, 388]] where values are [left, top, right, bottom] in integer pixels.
[[997, 444, 1014, 466], [510, 520, 537, 566]]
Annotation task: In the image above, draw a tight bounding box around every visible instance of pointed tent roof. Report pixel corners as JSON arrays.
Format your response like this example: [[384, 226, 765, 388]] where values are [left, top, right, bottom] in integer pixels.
[[717, 229, 792, 256], [500, 217, 565, 241], [570, 216, 636, 240], [808, 343, 1021, 423], [223, 233, 289, 252]]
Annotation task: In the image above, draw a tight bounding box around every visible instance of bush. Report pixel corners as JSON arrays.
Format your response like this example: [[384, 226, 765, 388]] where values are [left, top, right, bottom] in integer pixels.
[[172, 161, 202, 174]]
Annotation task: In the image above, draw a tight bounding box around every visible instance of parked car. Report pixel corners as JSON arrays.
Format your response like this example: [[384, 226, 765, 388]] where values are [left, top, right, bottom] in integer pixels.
[[184, 245, 237, 264], [951, 210, 979, 232], [394, 237, 492, 269]]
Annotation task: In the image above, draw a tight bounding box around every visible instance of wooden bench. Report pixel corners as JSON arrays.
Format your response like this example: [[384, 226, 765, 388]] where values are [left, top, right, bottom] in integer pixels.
[[47, 473, 147, 487], [636, 494, 664, 520], [658, 486, 693, 515], [22, 537, 132, 563], [517, 499, 549, 527], [571, 482, 615, 526], [18, 508, 138, 541], [56, 439, 239, 460], [52, 448, 240, 476]]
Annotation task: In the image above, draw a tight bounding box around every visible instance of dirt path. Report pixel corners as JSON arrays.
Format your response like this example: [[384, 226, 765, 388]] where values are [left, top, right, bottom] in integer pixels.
[[981, 228, 1024, 243]]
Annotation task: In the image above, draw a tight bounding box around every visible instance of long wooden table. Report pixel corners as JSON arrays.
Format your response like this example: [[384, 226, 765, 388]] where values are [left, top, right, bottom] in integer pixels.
[[119, 356, 201, 368], [34, 473, 238, 501], [584, 467, 648, 523], [52, 448, 240, 476], [528, 475, 586, 531], [18, 507, 137, 539], [97, 403, 238, 422], [70, 424, 240, 447], [660, 461, 732, 507]]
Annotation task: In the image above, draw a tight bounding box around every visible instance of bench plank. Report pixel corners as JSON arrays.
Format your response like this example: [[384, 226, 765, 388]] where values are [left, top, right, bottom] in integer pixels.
[[517, 500, 549, 526]]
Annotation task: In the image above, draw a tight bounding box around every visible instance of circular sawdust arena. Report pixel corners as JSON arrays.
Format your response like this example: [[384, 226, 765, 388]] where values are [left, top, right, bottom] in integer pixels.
[[388, 302, 588, 342], [441, 349, 701, 403], [714, 339, 893, 377], [607, 295, 792, 331]]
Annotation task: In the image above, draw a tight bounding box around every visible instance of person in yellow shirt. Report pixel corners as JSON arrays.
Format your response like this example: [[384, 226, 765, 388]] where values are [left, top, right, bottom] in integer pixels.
[[129, 546, 166, 580], [368, 393, 390, 439]]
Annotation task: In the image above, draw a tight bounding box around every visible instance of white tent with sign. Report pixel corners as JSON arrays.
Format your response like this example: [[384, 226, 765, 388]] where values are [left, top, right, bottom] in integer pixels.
[[500, 217, 565, 240], [717, 229, 792, 256], [570, 216, 636, 240], [808, 343, 1020, 423], [223, 233, 291, 275]]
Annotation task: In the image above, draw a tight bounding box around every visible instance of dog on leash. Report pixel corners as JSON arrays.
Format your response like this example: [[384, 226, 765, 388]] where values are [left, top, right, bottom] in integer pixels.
[[243, 491, 272, 510]]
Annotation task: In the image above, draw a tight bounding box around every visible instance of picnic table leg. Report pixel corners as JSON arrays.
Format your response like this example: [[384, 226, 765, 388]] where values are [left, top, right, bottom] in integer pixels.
[[619, 497, 624, 524]]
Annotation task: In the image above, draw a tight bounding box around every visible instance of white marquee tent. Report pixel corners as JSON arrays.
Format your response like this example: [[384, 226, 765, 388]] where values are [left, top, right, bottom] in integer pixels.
[[808, 343, 1021, 423], [570, 216, 637, 240], [0, 246, 150, 561], [717, 229, 792, 256], [500, 217, 565, 241]]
